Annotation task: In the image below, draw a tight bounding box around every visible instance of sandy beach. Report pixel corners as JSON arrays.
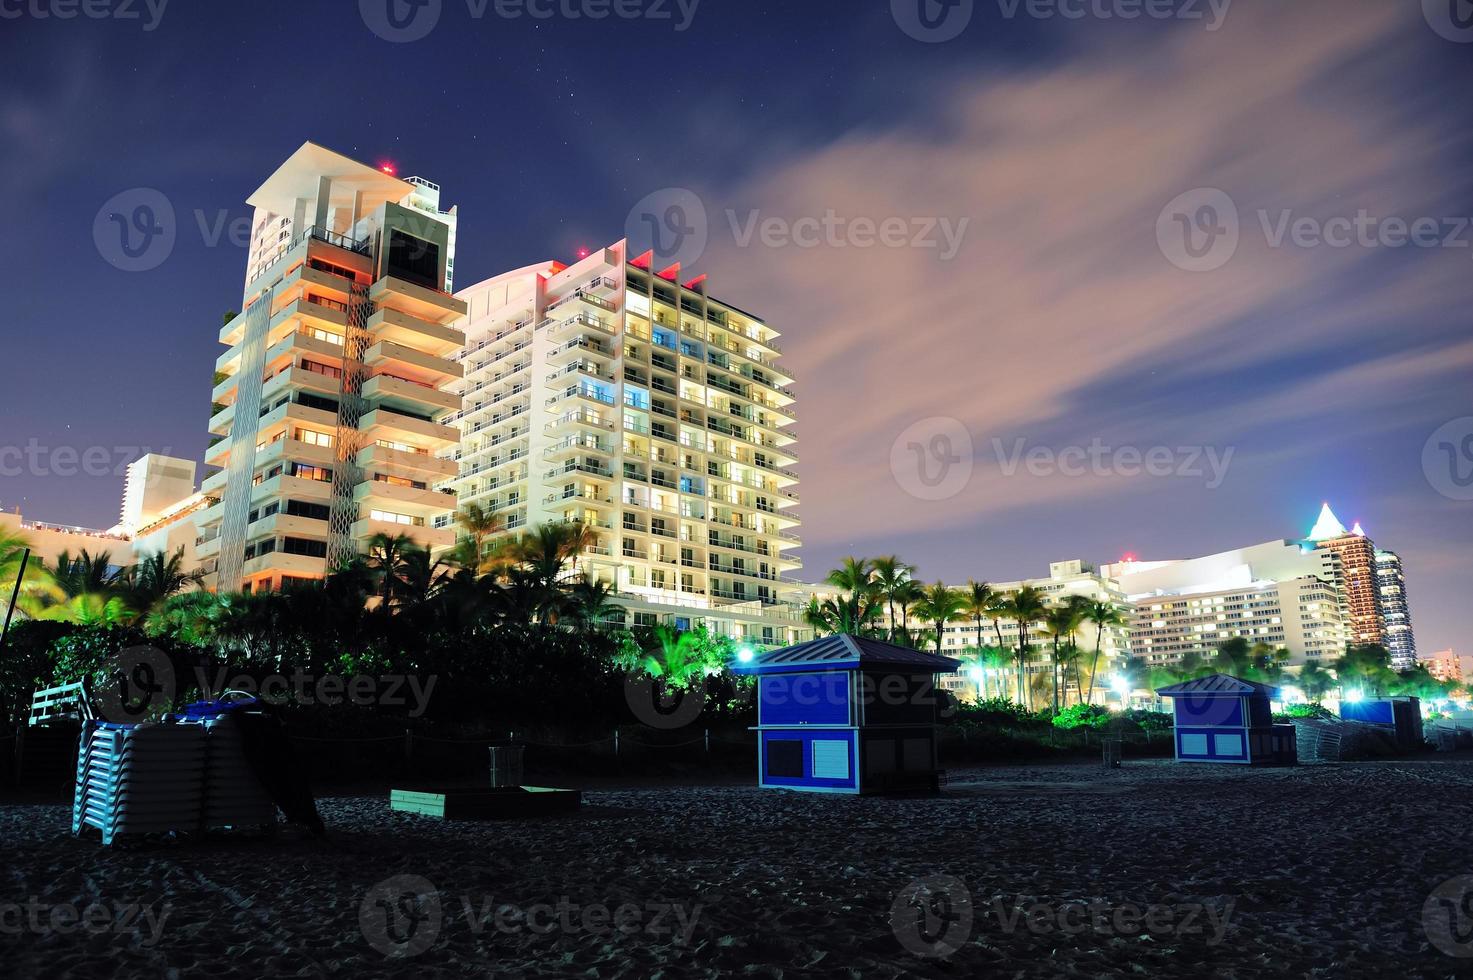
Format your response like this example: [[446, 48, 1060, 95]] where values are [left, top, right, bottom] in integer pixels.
[[3, 757, 1473, 978]]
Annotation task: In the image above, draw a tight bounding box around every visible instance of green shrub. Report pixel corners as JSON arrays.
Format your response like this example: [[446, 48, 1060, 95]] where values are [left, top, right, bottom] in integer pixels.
[[1051, 703, 1114, 730]]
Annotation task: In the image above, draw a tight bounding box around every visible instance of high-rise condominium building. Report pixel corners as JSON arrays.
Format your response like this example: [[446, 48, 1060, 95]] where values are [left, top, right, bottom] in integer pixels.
[[1306, 503, 1383, 648], [443, 240, 807, 646], [1374, 548, 1417, 669], [198, 143, 466, 594], [1101, 538, 1348, 667], [1305, 503, 1416, 666]]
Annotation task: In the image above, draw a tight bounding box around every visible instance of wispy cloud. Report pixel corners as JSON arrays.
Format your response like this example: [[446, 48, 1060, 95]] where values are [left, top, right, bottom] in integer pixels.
[[695, 1, 1470, 544]]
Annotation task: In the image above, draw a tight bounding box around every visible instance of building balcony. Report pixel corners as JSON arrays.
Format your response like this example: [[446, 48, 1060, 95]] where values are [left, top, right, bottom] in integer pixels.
[[356, 443, 458, 482], [545, 409, 616, 435], [544, 437, 614, 461], [243, 550, 327, 581], [367, 306, 465, 359], [351, 518, 456, 551], [208, 403, 235, 437], [545, 335, 615, 367], [370, 275, 467, 325], [361, 373, 460, 416], [353, 480, 456, 518], [543, 311, 615, 343], [360, 408, 461, 452], [364, 340, 462, 388], [543, 459, 615, 483]]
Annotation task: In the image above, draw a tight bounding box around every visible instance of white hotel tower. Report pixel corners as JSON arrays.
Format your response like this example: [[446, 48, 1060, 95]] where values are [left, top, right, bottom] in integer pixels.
[[442, 240, 809, 646]]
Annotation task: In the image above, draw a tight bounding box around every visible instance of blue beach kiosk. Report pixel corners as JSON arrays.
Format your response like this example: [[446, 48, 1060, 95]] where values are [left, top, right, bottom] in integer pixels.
[[1155, 674, 1296, 765], [732, 635, 960, 794]]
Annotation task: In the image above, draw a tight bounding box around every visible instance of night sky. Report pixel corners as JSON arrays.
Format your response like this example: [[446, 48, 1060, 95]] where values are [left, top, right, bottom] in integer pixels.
[[1, 0, 1469, 653]]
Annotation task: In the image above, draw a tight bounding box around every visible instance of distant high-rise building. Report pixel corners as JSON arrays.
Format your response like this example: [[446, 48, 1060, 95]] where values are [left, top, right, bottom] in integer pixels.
[[1305, 503, 1416, 667], [198, 143, 466, 595], [1375, 548, 1416, 668]]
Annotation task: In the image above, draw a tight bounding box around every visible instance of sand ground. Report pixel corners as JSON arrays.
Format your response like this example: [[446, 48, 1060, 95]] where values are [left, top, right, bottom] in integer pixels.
[[3, 756, 1472, 978]]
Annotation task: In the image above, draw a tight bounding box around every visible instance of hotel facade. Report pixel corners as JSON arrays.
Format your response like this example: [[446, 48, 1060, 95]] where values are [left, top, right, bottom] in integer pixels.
[[1100, 538, 1349, 668], [196, 144, 467, 594], [441, 240, 809, 646]]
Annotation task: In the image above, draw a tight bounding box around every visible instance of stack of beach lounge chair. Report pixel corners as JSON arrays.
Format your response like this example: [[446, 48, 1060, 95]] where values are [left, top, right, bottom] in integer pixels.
[[72, 721, 208, 846], [194, 716, 278, 832]]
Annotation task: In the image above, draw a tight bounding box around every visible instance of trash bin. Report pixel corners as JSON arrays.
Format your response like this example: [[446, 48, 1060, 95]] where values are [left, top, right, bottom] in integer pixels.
[[1102, 737, 1122, 768], [489, 744, 525, 789]]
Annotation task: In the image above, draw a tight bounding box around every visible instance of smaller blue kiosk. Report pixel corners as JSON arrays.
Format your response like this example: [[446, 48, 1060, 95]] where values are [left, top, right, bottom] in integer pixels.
[[1155, 673, 1296, 765], [732, 635, 960, 794]]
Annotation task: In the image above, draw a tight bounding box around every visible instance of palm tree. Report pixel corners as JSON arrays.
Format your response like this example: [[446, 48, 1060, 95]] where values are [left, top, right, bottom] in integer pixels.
[[565, 576, 622, 632], [962, 580, 997, 653], [825, 556, 875, 597], [1082, 599, 1128, 706], [1041, 604, 1081, 713], [1296, 661, 1335, 702], [125, 547, 203, 613], [513, 520, 595, 589], [0, 528, 59, 618], [364, 532, 420, 608], [47, 549, 125, 599], [912, 582, 965, 655], [870, 556, 914, 642], [892, 579, 925, 644], [453, 502, 503, 576], [995, 585, 1048, 706], [398, 548, 454, 607], [805, 591, 884, 637]]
